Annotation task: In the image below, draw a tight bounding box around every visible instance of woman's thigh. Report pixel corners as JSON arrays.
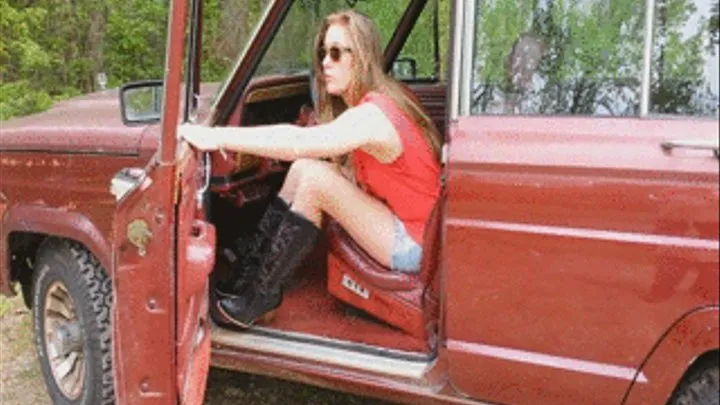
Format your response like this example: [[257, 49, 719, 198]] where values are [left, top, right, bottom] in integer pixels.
[[292, 159, 395, 268]]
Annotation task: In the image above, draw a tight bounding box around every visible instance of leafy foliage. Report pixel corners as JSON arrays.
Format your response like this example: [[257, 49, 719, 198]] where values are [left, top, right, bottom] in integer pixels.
[[0, 80, 53, 120], [471, 0, 717, 117], [0, 0, 53, 119], [104, 0, 169, 88]]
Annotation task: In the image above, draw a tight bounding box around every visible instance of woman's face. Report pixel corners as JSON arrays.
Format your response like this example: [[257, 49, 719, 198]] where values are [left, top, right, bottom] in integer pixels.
[[321, 24, 354, 100]]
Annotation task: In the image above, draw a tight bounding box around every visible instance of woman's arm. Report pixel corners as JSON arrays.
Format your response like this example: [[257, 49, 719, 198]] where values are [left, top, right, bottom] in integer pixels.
[[180, 103, 400, 161]]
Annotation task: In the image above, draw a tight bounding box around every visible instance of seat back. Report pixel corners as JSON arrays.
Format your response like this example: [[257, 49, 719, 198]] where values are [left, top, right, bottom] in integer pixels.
[[419, 193, 444, 326], [419, 196, 443, 285]]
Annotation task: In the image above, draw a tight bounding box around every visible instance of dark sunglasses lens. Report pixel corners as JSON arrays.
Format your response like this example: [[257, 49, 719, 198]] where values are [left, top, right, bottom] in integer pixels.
[[319, 46, 344, 62]]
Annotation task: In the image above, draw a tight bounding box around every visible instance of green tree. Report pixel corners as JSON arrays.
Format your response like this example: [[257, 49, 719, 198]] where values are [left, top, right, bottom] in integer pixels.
[[652, 0, 717, 115], [473, 0, 645, 115], [0, 0, 54, 119], [471, 0, 717, 117], [104, 0, 168, 87]]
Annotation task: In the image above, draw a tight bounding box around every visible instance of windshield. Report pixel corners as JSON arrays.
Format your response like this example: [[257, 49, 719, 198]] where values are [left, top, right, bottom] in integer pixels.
[[200, 0, 425, 108], [254, 0, 412, 77]]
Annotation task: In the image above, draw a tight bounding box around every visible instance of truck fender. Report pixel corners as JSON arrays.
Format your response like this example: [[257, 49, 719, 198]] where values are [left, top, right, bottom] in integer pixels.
[[624, 306, 719, 405], [0, 204, 111, 295]]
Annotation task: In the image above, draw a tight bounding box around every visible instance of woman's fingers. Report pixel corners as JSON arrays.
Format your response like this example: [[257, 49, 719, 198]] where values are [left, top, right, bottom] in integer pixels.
[[178, 124, 218, 151]]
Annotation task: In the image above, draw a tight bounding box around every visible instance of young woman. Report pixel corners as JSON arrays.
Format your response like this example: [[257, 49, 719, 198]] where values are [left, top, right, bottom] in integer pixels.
[[180, 10, 442, 328]]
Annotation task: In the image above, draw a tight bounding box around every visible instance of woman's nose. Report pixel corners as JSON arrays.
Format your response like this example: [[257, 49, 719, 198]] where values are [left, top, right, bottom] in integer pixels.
[[322, 54, 332, 69]]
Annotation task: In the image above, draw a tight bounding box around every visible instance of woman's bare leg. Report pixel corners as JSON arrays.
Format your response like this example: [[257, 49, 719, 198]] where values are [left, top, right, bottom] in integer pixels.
[[278, 158, 395, 267]]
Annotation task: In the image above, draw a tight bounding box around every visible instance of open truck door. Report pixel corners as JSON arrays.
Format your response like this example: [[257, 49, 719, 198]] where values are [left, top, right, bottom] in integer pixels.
[[111, 0, 215, 403]]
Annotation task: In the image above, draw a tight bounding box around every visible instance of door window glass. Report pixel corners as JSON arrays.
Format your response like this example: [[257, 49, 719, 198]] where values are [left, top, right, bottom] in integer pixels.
[[202, 0, 272, 81], [649, 0, 719, 118], [199, 0, 272, 99], [471, 0, 646, 116], [393, 0, 452, 82]]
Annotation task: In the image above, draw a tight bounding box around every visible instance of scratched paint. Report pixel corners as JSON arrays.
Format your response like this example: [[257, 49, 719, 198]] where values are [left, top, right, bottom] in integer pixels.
[[1, 157, 66, 168]]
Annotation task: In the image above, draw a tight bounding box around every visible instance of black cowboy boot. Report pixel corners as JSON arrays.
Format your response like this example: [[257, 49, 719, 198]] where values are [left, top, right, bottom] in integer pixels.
[[213, 210, 320, 328], [215, 197, 289, 298]]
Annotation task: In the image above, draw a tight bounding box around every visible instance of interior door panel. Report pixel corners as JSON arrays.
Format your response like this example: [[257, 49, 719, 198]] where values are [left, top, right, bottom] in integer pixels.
[[175, 146, 216, 405]]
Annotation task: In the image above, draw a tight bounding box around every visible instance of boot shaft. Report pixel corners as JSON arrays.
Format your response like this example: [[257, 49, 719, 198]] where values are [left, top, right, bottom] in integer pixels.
[[255, 210, 320, 296]]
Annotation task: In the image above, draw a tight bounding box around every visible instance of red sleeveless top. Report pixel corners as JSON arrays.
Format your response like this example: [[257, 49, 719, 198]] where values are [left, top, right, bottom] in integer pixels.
[[352, 92, 441, 244]]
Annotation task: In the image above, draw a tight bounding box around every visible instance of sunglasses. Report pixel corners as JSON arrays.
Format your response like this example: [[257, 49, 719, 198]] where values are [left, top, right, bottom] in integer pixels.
[[318, 45, 352, 62]]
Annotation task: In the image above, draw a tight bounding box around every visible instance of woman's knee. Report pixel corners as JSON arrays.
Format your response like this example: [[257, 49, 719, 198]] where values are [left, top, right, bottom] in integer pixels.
[[292, 160, 339, 203], [281, 159, 319, 200]]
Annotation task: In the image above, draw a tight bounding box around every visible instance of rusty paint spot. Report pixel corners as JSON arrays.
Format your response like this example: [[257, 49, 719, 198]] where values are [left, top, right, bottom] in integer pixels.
[[1, 157, 21, 166]]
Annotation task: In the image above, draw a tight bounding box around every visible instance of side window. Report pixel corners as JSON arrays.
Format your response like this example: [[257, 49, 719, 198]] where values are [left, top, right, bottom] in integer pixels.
[[394, 0, 451, 82], [650, 0, 719, 118], [471, 0, 646, 116]]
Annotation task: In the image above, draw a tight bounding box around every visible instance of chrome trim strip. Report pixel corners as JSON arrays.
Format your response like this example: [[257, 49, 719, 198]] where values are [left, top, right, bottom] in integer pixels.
[[448, 340, 648, 383], [212, 326, 433, 379], [640, 0, 656, 117], [459, 0, 476, 116], [248, 325, 433, 361], [446, 218, 718, 250], [448, 0, 464, 121]]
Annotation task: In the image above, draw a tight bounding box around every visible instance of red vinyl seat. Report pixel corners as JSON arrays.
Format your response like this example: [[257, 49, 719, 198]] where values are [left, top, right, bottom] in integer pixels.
[[325, 199, 442, 340]]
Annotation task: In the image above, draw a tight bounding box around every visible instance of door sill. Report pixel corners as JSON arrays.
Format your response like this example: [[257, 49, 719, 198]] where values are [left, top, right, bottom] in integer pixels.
[[211, 324, 435, 379]]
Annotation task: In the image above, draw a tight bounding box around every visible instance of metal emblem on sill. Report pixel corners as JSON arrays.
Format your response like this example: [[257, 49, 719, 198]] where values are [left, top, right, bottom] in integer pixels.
[[341, 274, 369, 300], [127, 219, 152, 256]]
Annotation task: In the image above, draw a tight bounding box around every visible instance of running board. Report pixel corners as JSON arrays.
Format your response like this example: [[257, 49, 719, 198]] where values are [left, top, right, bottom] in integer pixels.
[[211, 326, 434, 380]]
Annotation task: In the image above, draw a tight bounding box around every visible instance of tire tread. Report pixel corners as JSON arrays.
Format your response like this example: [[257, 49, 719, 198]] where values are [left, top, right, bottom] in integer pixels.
[[33, 238, 115, 405], [668, 361, 719, 405]]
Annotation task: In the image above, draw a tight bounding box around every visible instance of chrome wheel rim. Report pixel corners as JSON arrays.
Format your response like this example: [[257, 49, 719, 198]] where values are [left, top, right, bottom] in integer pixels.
[[43, 281, 85, 400]]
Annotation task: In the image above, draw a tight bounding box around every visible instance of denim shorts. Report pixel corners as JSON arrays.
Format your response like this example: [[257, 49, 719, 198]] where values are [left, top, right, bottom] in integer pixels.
[[391, 216, 423, 273]]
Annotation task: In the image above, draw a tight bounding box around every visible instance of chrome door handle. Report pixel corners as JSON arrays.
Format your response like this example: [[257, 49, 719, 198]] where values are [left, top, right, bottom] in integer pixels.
[[661, 140, 719, 158], [196, 152, 211, 205]]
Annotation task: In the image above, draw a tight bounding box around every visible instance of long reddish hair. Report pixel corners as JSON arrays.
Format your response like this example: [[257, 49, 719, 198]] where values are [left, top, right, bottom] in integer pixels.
[[312, 10, 442, 161]]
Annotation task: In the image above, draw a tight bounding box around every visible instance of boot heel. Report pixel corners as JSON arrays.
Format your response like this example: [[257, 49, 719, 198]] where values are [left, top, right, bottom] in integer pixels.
[[214, 298, 254, 329]]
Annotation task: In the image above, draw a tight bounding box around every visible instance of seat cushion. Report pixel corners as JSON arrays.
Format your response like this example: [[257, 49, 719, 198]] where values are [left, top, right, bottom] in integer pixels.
[[325, 221, 420, 290], [325, 198, 442, 340]]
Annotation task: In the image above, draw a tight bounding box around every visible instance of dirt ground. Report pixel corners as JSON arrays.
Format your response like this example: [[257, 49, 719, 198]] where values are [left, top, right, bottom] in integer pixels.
[[0, 294, 393, 405]]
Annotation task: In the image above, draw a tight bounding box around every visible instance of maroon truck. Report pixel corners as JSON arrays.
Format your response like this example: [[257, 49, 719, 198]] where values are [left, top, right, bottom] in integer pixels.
[[1, 0, 718, 404]]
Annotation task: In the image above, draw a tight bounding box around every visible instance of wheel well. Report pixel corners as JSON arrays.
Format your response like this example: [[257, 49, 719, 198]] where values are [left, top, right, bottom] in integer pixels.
[[669, 349, 720, 398], [687, 350, 719, 375], [7, 232, 96, 309]]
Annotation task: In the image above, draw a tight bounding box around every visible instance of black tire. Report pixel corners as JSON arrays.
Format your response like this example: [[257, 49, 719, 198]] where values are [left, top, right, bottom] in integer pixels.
[[668, 360, 719, 405], [31, 238, 114, 405]]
